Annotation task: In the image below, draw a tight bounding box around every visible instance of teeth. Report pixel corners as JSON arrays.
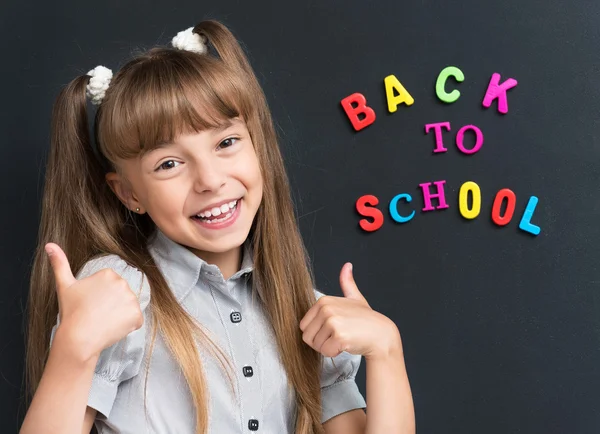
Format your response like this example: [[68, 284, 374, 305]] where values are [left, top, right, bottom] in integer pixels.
[[204, 212, 233, 224], [196, 199, 238, 219]]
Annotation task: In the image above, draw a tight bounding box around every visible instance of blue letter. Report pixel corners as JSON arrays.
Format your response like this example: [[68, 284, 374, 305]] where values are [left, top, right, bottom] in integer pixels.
[[389, 193, 415, 223], [519, 196, 541, 236]]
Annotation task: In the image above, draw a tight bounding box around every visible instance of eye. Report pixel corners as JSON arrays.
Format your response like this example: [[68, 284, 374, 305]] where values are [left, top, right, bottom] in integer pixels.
[[155, 160, 180, 171], [218, 137, 239, 149]]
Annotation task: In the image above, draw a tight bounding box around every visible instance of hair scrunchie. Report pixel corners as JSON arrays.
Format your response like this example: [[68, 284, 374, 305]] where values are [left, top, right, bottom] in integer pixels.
[[171, 27, 208, 54], [86, 65, 113, 105]]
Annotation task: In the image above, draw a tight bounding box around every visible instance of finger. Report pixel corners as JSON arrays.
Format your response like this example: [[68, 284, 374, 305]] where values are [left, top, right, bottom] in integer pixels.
[[301, 313, 327, 349], [339, 263, 368, 304], [319, 336, 345, 358], [299, 298, 328, 331], [312, 319, 336, 353], [45, 243, 76, 290]]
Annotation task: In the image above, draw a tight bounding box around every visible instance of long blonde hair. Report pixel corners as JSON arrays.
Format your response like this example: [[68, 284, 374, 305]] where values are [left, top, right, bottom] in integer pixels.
[[26, 20, 324, 433]]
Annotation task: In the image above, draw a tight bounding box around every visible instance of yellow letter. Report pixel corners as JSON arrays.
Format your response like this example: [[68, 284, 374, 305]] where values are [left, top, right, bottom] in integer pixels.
[[459, 181, 481, 219], [384, 75, 415, 113]]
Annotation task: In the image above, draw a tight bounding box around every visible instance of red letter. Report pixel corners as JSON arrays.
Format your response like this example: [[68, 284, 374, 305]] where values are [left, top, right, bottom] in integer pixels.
[[341, 93, 376, 131], [419, 180, 450, 212], [491, 188, 516, 226], [356, 195, 384, 232], [424, 122, 451, 154]]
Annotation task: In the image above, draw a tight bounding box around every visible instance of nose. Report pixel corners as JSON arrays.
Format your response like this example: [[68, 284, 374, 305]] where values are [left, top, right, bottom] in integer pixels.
[[192, 158, 226, 193]]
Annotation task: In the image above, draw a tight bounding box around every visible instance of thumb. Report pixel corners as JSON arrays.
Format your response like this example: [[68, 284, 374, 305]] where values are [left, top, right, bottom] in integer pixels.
[[45, 243, 76, 291], [339, 263, 368, 304]]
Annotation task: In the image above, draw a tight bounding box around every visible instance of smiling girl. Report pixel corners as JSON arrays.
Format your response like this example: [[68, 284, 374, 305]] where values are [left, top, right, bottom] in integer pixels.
[[21, 20, 415, 434]]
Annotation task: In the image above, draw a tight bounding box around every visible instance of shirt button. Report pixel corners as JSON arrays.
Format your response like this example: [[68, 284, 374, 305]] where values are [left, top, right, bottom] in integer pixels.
[[243, 366, 254, 377], [230, 311, 242, 323], [248, 419, 259, 431]]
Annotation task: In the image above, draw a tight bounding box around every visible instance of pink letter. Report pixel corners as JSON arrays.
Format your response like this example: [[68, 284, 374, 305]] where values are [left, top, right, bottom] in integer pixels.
[[482, 72, 518, 114], [419, 180, 450, 212], [456, 125, 484, 155], [425, 122, 451, 153]]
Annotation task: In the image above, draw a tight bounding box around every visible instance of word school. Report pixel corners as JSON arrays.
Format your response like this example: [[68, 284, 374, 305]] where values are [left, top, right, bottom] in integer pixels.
[[340, 66, 540, 236], [355, 182, 541, 236]]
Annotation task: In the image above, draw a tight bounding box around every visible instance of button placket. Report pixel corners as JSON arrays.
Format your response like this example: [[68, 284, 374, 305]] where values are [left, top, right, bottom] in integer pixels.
[[225, 303, 262, 430]]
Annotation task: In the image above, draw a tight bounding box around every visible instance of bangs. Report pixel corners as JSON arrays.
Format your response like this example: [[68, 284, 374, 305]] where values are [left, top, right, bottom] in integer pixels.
[[97, 48, 253, 161]]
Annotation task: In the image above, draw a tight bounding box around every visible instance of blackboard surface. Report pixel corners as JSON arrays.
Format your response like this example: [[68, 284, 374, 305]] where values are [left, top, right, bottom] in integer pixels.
[[2, 1, 599, 432]]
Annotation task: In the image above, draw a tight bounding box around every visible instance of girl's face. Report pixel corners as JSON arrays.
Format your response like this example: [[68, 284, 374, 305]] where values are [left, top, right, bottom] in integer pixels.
[[107, 117, 263, 259]]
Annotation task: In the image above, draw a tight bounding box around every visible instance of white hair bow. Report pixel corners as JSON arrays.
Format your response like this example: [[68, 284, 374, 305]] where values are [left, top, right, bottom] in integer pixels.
[[171, 27, 208, 54], [86, 65, 113, 105], [84, 27, 206, 105]]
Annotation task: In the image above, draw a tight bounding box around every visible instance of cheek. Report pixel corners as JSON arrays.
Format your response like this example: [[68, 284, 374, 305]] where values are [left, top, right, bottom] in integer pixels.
[[239, 149, 263, 190], [250, 157, 264, 196], [146, 182, 187, 213]]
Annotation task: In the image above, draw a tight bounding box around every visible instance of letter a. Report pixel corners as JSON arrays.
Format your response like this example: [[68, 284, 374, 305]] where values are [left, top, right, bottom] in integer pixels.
[[384, 75, 415, 113]]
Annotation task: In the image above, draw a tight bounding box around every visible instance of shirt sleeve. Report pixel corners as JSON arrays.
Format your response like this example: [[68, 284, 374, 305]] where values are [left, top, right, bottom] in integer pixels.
[[314, 289, 367, 423], [48, 254, 151, 419]]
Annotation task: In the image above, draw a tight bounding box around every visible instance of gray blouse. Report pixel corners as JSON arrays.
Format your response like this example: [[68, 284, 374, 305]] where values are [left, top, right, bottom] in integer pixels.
[[49, 229, 366, 433]]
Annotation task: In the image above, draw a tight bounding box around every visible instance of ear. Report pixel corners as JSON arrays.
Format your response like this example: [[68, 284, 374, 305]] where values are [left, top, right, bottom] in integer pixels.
[[105, 172, 145, 214]]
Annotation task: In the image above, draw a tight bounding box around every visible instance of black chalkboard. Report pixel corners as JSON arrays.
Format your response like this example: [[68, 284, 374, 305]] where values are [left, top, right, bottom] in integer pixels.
[[2, 1, 599, 432]]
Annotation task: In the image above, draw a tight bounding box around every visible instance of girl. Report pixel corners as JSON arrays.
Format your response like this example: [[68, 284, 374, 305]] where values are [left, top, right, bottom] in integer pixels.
[[21, 20, 415, 434]]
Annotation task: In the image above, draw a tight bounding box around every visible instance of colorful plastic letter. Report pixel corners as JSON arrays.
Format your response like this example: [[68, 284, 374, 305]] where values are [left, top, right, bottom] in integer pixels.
[[436, 66, 464, 103], [389, 194, 415, 223], [456, 125, 484, 155], [491, 188, 516, 226], [519, 196, 541, 235], [458, 181, 481, 219], [384, 75, 415, 113], [340, 93, 376, 131], [419, 180, 450, 212], [356, 195, 384, 232], [425, 122, 451, 154], [482, 72, 518, 114]]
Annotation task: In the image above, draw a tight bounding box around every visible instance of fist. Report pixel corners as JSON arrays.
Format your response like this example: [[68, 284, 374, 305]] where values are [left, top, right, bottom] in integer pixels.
[[299, 263, 402, 360], [46, 243, 144, 361]]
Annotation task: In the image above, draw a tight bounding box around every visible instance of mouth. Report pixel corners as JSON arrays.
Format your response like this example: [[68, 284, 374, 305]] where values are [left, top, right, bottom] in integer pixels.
[[191, 198, 240, 224]]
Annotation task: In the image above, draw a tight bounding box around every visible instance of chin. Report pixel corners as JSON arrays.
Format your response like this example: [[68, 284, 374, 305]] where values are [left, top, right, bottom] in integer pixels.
[[186, 225, 251, 253]]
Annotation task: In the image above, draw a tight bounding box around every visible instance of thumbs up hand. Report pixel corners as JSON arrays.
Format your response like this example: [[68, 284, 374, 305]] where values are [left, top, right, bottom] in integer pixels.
[[46, 243, 144, 362], [299, 263, 403, 360]]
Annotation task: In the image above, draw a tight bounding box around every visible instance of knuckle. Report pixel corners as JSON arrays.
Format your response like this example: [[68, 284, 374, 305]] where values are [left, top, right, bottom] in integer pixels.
[[99, 268, 120, 282], [117, 278, 132, 292], [320, 305, 335, 317], [316, 296, 329, 306], [96, 268, 112, 279], [324, 316, 338, 329], [134, 311, 144, 329]]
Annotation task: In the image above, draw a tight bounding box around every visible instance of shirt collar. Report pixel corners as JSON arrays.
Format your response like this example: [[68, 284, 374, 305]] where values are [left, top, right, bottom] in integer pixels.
[[148, 228, 254, 303]]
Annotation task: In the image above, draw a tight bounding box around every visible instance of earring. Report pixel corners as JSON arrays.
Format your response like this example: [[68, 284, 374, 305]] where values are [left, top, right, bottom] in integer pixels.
[[135, 207, 140, 213]]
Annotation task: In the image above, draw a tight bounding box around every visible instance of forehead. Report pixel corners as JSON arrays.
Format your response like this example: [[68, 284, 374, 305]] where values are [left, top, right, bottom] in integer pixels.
[[149, 117, 247, 151]]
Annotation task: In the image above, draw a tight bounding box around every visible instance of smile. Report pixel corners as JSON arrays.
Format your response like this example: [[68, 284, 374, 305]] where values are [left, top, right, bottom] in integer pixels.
[[191, 199, 242, 229]]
